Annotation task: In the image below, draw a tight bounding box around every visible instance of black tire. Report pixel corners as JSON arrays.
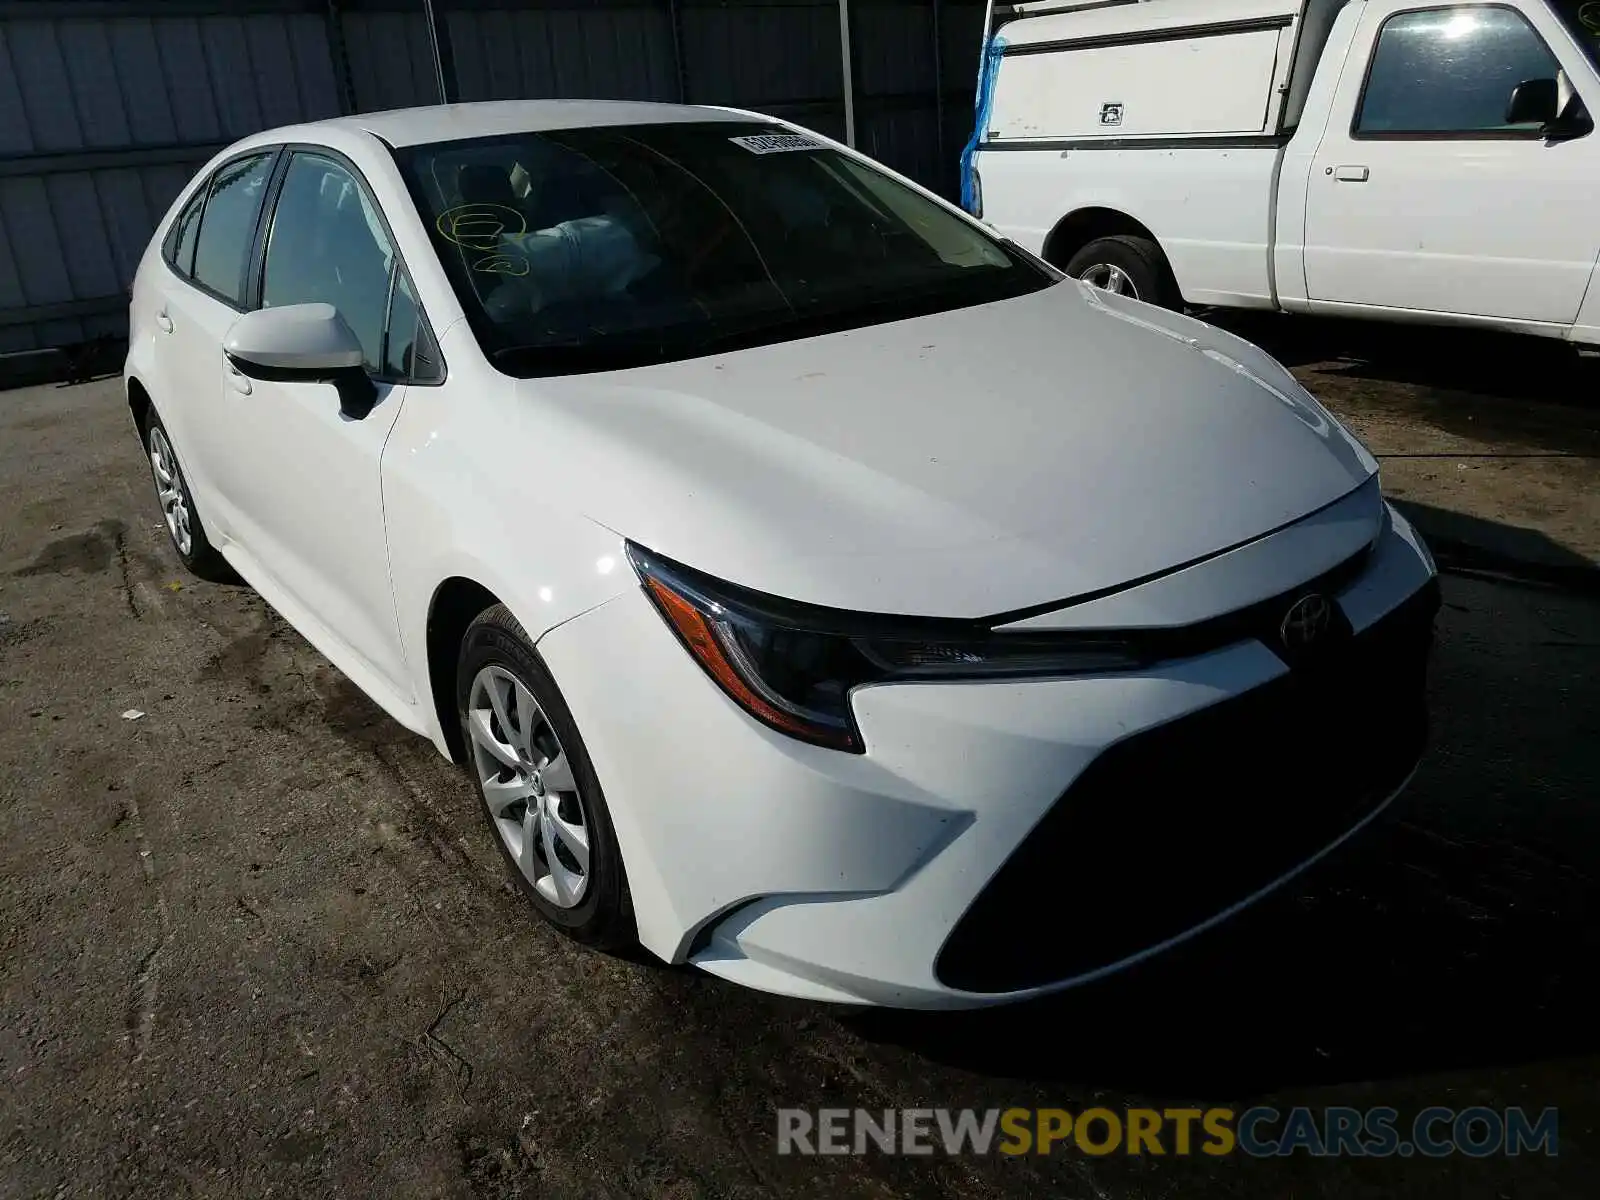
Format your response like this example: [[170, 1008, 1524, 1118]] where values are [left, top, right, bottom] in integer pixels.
[[1064, 234, 1182, 310], [140, 406, 235, 582], [456, 604, 635, 950]]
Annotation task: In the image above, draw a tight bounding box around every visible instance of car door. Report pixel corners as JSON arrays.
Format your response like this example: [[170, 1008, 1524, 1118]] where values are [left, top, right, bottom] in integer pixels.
[[214, 149, 440, 699], [1301, 1, 1600, 325], [154, 150, 279, 530]]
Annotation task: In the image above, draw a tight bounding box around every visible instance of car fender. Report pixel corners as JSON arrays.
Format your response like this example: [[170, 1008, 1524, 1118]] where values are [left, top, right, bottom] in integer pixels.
[[381, 342, 634, 755]]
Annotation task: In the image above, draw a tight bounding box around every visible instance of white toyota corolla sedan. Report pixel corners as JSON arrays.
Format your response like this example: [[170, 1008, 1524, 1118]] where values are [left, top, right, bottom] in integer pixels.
[[125, 100, 1439, 1009]]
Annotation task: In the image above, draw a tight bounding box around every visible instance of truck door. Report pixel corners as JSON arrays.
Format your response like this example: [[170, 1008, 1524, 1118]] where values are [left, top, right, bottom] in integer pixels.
[[1301, 1, 1600, 327]]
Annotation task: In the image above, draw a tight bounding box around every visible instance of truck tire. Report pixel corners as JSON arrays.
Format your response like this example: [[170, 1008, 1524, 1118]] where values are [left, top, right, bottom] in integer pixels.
[[1064, 235, 1181, 310]]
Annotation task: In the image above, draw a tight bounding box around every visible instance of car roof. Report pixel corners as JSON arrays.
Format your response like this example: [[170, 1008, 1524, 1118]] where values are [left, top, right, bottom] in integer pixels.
[[294, 99, 762, 148]]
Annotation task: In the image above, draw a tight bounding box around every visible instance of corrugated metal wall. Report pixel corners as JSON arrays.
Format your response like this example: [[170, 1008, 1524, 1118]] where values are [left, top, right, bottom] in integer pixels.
[[0, 5, 344, 354], [0, 0, 981, 356]]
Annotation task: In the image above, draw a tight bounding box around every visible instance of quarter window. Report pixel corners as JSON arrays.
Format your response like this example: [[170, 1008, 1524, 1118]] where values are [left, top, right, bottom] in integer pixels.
[[1355, 6, 1564, 135], [383, 269, 442, 382], [164, 189, 204, 277], [190, 153, 275, 304], [261, 153, 395, 374]]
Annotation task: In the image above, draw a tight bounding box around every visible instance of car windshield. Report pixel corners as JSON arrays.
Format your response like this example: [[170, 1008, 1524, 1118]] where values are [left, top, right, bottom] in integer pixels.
[[391, 121, 1054, 376], [1551, 0, 1600, 69]]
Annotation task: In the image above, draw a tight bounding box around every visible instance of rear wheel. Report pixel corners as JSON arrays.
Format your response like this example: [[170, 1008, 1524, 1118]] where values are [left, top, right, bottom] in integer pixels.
[[142, 407, 233, 581], [1064, 235, 1181, 310], [457, 604, 634, 949]]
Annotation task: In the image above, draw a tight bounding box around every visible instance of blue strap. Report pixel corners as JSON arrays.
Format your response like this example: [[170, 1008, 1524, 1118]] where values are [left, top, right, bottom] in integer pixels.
[[959, 35, 1007, 215]]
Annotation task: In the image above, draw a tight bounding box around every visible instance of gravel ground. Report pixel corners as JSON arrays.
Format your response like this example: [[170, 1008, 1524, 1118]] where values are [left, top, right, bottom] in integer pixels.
[[2, 327, 1598, 1199]]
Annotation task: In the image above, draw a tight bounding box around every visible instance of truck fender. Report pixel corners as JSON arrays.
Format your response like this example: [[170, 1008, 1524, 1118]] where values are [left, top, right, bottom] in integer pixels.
[[1042, 207, 1183, 306]]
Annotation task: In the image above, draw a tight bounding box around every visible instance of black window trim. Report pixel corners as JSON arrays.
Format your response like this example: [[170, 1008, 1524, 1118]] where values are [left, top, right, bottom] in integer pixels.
[[997, 14, 1294, 58], [380, 262, 402, 377], [165, 147, 284, 313], [976, 133, 1292, 152], [1349, 2, 1584, 141], [253, 142, 448, 388]]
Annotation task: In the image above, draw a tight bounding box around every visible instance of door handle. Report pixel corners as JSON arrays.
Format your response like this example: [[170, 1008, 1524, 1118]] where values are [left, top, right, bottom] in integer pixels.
[[1332, 165, 1370, 182], [226, 364, 252, 395], [155, 310, 174, 333]]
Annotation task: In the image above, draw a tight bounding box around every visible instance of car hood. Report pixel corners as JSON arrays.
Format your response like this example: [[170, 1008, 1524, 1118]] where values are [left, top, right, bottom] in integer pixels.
[[520, 281, 1378, 618]]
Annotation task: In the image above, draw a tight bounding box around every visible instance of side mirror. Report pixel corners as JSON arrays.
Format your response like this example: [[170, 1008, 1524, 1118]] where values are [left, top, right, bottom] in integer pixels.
[[1505, 77, 1559, 126], [224, 303, 378, 420]]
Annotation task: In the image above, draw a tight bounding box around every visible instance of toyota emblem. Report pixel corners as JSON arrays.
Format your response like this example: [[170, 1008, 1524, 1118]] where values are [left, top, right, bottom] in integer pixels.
[[1280, 593, 1333, 652]]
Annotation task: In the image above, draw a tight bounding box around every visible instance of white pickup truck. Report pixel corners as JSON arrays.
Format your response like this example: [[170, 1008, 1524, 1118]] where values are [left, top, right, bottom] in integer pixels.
[[969, 0, 1600, 346]]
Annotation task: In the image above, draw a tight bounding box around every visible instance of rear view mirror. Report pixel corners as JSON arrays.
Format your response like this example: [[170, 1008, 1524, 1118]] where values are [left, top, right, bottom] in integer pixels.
[[224, 303, 377, 419], [1505, 78, 1558, 126]]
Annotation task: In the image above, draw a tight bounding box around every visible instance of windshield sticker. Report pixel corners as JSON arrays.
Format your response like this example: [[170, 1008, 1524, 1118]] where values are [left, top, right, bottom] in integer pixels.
[[729, 132, 825, 155]]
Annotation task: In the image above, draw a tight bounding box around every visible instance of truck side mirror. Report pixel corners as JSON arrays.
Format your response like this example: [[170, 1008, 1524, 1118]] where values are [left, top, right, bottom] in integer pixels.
[[1505, 78, 1559, 126]]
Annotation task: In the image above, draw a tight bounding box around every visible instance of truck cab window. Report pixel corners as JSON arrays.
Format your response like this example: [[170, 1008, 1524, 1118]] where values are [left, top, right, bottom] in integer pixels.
[[1356, 6, 1563, 136]]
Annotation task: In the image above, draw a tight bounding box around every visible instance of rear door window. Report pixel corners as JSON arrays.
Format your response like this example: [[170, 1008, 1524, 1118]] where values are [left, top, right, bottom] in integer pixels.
[[191, 152, 276, 304]]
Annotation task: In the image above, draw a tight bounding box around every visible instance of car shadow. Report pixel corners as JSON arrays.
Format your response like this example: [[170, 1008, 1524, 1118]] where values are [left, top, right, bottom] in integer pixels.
[[1204, 310, 1596, 403], [1396, 497, 1600, 591], [0, 338, 128, 393], [1206, 312, 1600, 457], [842, 521, 1600, 1101]]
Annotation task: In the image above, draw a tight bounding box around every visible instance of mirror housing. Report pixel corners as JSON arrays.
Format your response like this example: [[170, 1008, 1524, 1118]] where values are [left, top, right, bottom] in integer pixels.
[[1506, 77, 1559, 126], [1505, 78, 1592, 142], [224, 303, 377, 420], [224, 303, 362, 372]]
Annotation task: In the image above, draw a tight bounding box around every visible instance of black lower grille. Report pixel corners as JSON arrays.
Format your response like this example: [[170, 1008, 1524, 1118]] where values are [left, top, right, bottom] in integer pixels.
[[935, 580, 1439, 994]]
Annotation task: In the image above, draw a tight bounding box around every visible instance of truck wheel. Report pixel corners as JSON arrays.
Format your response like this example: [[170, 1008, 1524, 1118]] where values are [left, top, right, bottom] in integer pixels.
[[1065, 235, 1180, 310]]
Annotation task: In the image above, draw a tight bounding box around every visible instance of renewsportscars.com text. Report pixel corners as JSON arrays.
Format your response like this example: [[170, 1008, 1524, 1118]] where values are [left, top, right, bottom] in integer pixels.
[[776, 1105, 1559, 1158]]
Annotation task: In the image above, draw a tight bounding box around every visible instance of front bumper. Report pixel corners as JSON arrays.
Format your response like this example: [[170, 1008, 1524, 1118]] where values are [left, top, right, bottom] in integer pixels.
[[536, 503, 1438, 1009]]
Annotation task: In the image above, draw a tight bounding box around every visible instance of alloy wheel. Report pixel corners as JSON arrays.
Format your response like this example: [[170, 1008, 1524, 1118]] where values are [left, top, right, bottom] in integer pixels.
[[1078, 263, 1140, 299], [467, 664, 591, 908], [148, 426, 193, 557]]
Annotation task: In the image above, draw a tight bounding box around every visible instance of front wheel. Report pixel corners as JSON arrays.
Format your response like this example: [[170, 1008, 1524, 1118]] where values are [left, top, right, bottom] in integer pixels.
[[1064, 235, 1181, 310], [457, 604, 635, 950]]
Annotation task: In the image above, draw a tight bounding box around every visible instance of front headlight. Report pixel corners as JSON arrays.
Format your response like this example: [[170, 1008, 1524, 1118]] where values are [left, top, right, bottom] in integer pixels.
[[628, 543, 1149, 753]]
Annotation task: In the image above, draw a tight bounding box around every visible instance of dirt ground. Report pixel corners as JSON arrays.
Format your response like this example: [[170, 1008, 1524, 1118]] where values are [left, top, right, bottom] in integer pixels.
[[2, 321, 1599, 1199], [1226, 314, 1600, 570]]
